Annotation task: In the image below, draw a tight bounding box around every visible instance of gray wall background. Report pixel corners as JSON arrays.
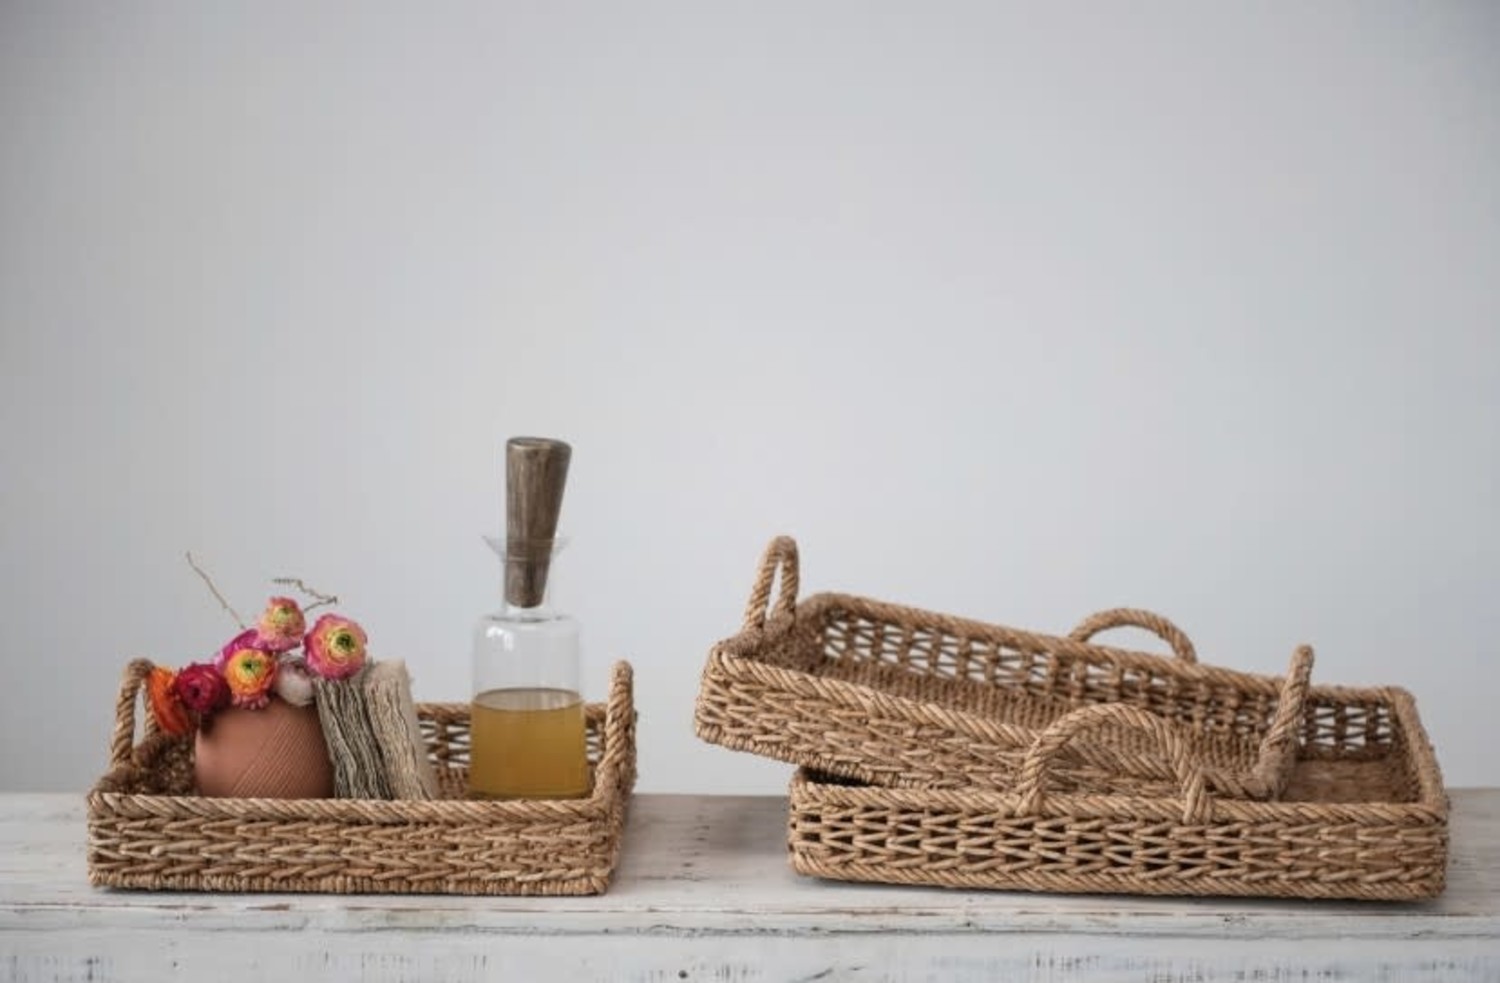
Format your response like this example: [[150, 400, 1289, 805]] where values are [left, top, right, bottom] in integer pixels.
[[2, 1, 1496, 794]]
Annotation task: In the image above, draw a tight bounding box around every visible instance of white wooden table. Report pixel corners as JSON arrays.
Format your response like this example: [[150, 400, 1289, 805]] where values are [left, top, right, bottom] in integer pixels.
[[4, 791, 1498, 982]]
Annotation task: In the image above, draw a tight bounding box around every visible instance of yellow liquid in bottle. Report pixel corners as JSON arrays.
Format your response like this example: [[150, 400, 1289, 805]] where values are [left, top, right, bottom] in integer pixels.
[[469, 688, 590, 799]]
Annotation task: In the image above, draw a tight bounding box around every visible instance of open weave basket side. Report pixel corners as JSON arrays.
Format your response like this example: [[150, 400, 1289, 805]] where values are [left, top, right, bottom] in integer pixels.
[[697, 536, 1312, 798], [87, 659, 636, 895], [788, 688, 1448, 901]]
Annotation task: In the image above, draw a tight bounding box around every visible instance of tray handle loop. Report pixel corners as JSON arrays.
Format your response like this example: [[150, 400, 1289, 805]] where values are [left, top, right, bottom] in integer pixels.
[[1246, 644, 1315, 795], [1015, 703, 1211, 824], [110, 658, 157, 767], [742, 536, 800, 632], [1068, 608, 1198, 663], [599, 660, 635, 774]]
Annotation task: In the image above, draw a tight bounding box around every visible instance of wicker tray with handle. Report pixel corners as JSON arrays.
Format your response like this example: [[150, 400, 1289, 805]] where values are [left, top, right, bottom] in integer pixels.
[[696, 537, 1313, 800], [88, 659, 636, 895], [789, 686, 1448, 900]]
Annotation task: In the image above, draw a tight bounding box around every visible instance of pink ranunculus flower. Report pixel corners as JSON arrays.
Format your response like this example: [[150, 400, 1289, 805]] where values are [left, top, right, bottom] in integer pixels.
[[256, 596, 306, 652], [304, 614, 368, 680], [173, 661, 231, 716], [215, 628, 272, 671]]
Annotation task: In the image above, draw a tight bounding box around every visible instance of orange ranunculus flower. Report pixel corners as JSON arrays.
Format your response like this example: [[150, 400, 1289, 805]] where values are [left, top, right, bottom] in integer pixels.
[[147, 666, 195, 737], [215, 629, 271, 671], [222, 648, 278, 709]]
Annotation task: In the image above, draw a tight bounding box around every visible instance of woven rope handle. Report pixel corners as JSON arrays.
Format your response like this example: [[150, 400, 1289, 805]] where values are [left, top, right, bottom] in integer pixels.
[[1264, 645, 1314, 751], [109, 658, 157, 767], [742, 536, 800, 632], [1068, 608, 1198, 663], [598, 660, 634, 772], [1246, 644, 1315, 791], [1015, 703, 1211, 824]]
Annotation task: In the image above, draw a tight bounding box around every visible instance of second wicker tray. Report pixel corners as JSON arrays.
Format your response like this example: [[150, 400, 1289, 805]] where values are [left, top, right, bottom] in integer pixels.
[[696, 537, 1313, 800], [88, 659, 637, 896], [788, 685, 1448, 901]]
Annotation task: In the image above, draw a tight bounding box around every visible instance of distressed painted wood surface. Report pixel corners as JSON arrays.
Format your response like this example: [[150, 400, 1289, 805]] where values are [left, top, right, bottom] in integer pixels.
[[4, 791, 1498, 982]]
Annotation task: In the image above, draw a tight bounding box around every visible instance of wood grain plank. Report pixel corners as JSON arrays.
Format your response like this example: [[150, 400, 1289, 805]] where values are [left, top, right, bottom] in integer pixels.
[[2, 792, 1497, 981]]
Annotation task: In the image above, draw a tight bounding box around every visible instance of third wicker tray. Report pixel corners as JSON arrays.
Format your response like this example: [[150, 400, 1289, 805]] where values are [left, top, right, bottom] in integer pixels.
[[788, 686, 1448, 900]]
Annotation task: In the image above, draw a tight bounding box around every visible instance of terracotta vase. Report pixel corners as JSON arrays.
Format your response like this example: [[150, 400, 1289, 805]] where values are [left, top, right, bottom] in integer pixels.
[[194, 697, 334, 799]]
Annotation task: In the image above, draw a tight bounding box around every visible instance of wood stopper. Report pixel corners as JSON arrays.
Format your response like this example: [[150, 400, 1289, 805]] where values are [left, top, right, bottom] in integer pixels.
[[505, 436, 571, 607]]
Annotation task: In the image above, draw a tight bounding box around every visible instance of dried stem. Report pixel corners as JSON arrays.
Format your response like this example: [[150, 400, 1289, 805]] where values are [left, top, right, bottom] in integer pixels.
[[186, 551, 246, 629], [272, 576, 339, 613]]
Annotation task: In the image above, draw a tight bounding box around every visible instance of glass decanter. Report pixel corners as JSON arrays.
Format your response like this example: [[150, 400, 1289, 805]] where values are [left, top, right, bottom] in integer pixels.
[[469, 536, 589, 799]]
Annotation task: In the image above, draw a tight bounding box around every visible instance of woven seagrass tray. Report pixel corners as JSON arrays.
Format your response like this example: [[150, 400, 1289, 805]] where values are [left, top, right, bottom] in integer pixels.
[[697, 537, 1313, 800], [88, 659, 636, 895], [789, 685, 1448, 900]]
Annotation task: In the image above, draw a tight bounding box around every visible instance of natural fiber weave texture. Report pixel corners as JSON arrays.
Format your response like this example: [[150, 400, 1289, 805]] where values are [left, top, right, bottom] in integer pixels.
[[697, 537, 1313, 799], [788, 687, 1449, 901], [88, 659, 637, 895], [364, 660, 441, 801], [313, 667, 393, 800]]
